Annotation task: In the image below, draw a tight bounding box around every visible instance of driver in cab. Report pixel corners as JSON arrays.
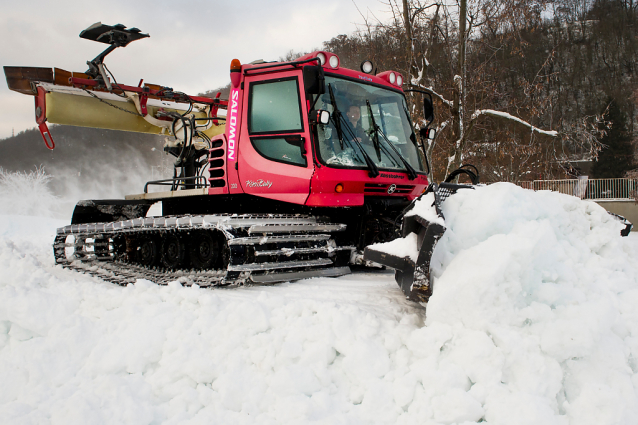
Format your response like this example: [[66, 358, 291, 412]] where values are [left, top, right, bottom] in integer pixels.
[[346, 103, 370, 144]]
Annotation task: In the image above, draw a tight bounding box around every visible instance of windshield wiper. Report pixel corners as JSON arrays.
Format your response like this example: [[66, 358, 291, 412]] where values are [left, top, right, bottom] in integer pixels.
[[327, 84, 345, 150], [365, 100, 382, 161], [366, 100, 418, 180], [327, 84, 379, 178]]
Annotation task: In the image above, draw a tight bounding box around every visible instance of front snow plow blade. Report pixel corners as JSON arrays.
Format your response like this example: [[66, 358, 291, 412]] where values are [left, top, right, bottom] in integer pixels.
[[364, 182, 473, 302]]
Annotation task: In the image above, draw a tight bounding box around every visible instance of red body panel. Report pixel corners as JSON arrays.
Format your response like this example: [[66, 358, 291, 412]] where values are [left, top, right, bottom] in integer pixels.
[[307, 167, 428, 207], [236, 70, 314, 205], [226, 87, 243, 194]]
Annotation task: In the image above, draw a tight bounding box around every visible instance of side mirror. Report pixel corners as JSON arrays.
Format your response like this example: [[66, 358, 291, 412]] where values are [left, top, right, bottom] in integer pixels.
[[303, 65, 325, 95], [310, 109, 331, 125], [419, 127, 436, 140], [423, 94, 434, 124]]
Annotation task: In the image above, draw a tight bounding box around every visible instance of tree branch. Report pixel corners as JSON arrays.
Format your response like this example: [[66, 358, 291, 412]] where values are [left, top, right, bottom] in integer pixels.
[[470, 109, 559, 137], [406, 84, 454, 109]]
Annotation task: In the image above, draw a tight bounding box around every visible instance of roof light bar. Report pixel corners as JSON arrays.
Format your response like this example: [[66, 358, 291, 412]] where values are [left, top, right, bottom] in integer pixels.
[[376, 70, 405, 88]]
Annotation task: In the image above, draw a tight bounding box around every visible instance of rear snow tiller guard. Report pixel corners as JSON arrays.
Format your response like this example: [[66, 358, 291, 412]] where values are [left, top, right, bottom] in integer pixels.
[[364, 182, 473, 303]]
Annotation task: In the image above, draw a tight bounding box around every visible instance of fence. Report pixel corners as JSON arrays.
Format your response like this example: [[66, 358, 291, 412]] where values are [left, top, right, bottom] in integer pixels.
[[519, 178, 638, 201]]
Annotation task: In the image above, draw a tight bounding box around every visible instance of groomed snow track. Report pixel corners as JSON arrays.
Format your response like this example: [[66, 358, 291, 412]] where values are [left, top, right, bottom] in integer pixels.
[[53, 214, 354, 286]]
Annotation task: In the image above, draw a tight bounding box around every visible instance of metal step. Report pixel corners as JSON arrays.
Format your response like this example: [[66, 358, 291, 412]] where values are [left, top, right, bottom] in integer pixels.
[[228, 234, 332, 246], [250, 266, 351, 283], [228, 258, 333, 272], [254, 246, 330, 257], [248, 223, 346, 234]]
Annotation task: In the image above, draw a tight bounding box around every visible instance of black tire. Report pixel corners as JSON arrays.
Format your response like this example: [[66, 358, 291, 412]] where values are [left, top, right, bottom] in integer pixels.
[[190, 231, 222, 269], [137, 236, 160, 267], [161, 233, 186, 269]]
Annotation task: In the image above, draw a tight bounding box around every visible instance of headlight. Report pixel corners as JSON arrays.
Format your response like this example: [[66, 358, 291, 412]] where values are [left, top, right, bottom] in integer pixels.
[[389, 72, 396, 84], [316, 53, 326, 66], [360, 60, 373, 74], [396, 75, 403, 86], [329, 55, 339, 68]]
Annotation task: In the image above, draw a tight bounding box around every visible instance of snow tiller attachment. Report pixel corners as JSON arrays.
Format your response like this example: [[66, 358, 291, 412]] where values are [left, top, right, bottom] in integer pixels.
[[363, 166, 480, 303]]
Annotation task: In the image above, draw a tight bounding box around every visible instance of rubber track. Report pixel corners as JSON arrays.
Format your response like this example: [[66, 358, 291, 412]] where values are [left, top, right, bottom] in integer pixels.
[[53, 214, 351, 286]]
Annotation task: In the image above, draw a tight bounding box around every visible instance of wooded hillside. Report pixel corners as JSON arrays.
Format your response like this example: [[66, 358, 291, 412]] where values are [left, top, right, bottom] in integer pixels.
[[324, 0, 638, 181]]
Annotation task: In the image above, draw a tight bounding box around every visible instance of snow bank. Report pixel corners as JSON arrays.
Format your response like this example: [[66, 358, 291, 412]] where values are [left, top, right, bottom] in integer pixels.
[[426, 183, 638, 424], [1, 182, 638, 424]]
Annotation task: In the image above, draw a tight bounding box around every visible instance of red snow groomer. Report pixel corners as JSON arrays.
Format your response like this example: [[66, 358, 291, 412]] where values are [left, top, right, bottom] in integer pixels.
[[5, 22, 477, 301]]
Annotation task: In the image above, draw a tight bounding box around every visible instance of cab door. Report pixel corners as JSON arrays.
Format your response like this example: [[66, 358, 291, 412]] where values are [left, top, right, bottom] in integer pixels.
[[237, 71, 314, 205]]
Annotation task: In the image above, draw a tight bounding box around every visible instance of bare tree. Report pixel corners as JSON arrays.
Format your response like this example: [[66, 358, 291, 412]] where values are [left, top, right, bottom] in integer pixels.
[[335, 0, 623, 181], [395, 0, 570, 180]]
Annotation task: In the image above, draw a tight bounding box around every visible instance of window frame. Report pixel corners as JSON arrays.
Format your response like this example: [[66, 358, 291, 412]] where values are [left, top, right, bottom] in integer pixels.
[[249, 135, 308, 168], [311, 88, 426, 175], [247, 77, 305, 136]]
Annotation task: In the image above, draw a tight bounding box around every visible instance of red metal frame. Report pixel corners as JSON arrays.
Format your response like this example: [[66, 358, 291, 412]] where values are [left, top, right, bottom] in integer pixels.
[[69, 77, 228, 107], [35, 86, 55, 150]]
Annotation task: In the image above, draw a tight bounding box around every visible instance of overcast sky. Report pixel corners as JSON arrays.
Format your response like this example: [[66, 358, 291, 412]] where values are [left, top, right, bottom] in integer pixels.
[[0, 0, 392, 139]]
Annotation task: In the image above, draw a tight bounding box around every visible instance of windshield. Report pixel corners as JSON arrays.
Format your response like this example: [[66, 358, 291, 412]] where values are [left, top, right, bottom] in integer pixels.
[[313, 75, 425, 173]]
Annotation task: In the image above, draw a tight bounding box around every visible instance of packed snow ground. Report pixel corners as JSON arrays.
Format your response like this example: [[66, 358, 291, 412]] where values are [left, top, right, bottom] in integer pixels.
[[1, 183, 638, 424]]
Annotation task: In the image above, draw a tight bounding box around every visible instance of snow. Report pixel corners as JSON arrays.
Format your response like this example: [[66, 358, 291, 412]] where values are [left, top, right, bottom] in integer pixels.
[[369, 232, 420, 262], [2, 182, 638, 424], [369, 192, 445, 262], [406, 191, 445, 226]]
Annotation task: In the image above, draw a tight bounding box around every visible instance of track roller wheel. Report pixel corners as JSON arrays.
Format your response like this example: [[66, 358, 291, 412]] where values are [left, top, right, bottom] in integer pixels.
[[161, 233, 186, 269], [94, 235, 110, 260], [137, 236, 159, 267], [190, 230, 223, 269]]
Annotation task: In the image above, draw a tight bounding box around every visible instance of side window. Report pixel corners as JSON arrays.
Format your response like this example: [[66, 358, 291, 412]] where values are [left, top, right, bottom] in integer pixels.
[[250, 136, 307, 167], [249, 79, 303, 134]]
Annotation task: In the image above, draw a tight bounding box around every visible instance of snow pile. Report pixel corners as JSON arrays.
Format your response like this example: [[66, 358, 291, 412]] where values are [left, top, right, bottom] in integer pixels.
[[1, 182, 638, 424], [426, 183, 638, 424]]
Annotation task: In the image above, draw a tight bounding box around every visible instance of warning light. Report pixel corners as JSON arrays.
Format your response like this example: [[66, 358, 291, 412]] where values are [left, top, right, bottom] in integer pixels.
[[230, 59, 242, 88]]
